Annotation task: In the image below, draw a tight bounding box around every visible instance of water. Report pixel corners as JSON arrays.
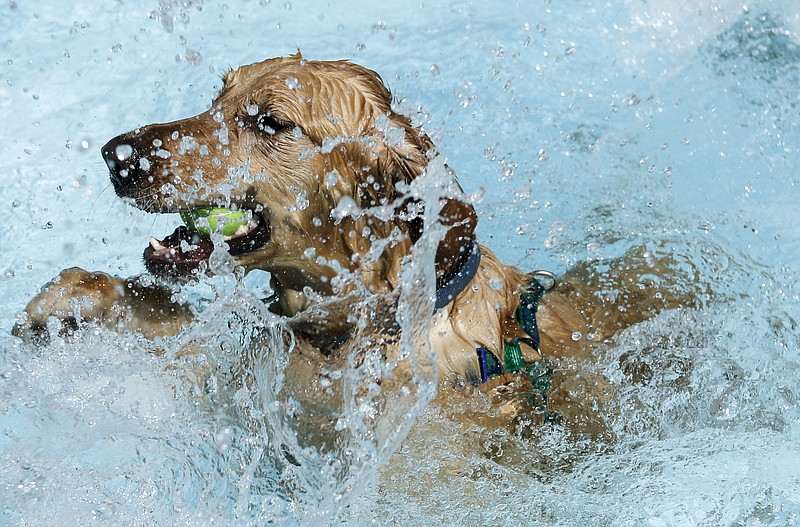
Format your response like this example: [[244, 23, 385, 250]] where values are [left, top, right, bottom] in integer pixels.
[[2, 0, 800, 525]]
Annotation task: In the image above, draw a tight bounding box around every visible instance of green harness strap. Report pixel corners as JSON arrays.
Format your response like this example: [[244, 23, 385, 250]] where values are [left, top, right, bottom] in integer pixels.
[[476, 273, 555, 405]]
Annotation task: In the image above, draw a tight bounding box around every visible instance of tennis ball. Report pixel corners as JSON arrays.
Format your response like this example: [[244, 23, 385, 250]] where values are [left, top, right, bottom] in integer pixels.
[[180, 207, 249, 238]]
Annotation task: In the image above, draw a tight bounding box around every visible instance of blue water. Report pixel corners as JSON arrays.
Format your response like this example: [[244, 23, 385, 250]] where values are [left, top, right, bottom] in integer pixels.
[[2, 1, 800, 525]]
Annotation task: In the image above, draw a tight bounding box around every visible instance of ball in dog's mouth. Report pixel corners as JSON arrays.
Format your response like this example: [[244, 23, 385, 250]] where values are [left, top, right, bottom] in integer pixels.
[[143, 207, 270, 279], [179, 207, 251, 238]]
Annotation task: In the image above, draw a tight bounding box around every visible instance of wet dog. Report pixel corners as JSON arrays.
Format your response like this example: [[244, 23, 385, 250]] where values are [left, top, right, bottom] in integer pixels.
[[13, 54, 691, 438]]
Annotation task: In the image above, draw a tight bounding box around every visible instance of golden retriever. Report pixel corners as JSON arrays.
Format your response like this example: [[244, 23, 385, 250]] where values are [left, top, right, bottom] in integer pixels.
[[12, 53, 690, 438]]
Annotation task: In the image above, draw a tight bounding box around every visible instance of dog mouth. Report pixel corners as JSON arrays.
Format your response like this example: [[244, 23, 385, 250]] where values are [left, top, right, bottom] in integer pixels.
[[142, 208, 271, 279]]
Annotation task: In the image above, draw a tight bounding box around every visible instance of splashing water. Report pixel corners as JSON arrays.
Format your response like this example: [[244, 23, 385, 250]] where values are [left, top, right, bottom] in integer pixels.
[[2, 1, 800, 526], [0, 163, 444, 526], [166, 159, 452, 523]]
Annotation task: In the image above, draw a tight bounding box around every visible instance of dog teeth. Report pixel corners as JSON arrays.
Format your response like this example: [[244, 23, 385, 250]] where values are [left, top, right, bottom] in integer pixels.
[[149, 237, 167, 251]]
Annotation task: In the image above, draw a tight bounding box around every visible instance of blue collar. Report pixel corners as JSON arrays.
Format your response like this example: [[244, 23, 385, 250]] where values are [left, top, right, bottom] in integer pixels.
[[435, 241, 481, 310]]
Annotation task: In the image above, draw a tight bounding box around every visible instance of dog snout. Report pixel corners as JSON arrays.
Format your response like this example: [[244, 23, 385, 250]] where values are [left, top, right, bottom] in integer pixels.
[[101, 135, 145, 195]]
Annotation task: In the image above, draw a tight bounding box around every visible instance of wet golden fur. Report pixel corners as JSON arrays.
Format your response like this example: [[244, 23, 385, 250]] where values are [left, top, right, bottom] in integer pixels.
[[14, 53, 590, 386]]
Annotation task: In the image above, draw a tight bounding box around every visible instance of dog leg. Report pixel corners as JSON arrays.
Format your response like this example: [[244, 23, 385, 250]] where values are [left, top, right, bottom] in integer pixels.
[[559, 244, 703, 340], [12, 267, 192, 344], [529, 245, 703, 439]]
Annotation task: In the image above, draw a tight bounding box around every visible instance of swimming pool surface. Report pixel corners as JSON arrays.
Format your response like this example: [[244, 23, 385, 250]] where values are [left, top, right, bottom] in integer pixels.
[[1, 1, 799, 525]]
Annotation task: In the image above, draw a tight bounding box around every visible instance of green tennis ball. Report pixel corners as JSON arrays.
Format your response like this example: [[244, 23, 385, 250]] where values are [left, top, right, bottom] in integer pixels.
[[180, 207, 249, 238]]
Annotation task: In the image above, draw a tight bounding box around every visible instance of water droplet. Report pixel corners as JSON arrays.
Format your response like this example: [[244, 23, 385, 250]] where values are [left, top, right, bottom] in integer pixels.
[[185, 48, 202, 66], [285, 77, 300, 90], [294, 194, 309, 211], [80, 139, 90, 150], [571, 331, 582, 341], [114, 144, 133, 161], [625, 94, 640, 106], [430, 64, 440, 76], [179, 135, 197, 153], [332, 196, 361, 221]]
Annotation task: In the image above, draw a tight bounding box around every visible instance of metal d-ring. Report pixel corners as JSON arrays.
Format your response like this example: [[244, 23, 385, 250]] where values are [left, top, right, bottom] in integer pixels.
[[531, 270, 558, 291]]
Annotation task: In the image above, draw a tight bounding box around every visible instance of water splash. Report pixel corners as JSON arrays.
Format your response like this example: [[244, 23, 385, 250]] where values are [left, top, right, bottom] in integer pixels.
[[123, 157, 453, 523]]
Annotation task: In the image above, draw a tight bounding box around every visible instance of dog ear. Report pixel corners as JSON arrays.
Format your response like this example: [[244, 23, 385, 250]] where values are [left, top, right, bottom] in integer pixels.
[[371, 113, 478, 279], [435, 186, 478, 275], [285, 60, 477, 280]]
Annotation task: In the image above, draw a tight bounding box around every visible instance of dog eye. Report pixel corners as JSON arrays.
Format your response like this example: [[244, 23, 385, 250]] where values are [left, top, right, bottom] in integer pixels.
[[256, 112, 285, 136]]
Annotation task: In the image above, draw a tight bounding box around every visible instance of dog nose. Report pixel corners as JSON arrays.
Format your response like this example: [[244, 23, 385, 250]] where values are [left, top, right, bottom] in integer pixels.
[[101, 136, 143, 195]]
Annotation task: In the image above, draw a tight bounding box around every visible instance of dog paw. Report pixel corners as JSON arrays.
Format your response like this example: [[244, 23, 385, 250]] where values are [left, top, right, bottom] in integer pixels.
[[11, 267, 129, 344]]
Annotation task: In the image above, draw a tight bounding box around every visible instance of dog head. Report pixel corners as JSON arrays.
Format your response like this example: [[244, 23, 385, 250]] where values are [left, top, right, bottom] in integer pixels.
[[102, 53, 476, 311]]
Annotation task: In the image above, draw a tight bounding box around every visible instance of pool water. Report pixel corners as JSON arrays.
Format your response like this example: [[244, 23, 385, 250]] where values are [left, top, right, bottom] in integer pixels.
[[2, 0, 800, 525]]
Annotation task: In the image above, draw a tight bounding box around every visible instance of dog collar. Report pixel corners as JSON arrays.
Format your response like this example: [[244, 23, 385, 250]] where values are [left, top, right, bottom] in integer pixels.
[[434, 240, 481, 310], [475, 271, 557, 401]]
